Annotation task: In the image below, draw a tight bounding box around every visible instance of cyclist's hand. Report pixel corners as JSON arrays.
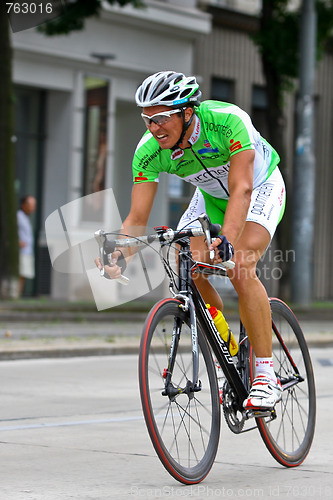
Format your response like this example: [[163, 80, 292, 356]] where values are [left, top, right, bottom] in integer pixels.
[[94, 250, 123, 279], [209, 235, 234, 262]]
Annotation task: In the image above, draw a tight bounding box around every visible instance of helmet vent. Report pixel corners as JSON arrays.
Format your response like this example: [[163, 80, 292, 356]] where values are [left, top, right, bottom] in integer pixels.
[[180, 89, 191, 98], [142, 84, 151, 101], [160, 92, 179, 102], [135, 71, 201, 108]]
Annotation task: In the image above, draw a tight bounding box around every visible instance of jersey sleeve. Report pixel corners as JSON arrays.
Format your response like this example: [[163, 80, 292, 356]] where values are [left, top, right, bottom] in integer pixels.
[[132, 133, 161, 184], [223, 109, 258, 158]]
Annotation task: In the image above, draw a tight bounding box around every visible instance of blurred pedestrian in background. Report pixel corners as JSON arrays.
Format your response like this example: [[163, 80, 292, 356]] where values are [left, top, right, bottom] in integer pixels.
[[17, 195, 36, 296]]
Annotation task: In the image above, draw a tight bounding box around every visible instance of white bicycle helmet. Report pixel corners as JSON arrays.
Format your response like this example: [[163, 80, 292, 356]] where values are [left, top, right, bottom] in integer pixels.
[[135, 71, 201, 108]]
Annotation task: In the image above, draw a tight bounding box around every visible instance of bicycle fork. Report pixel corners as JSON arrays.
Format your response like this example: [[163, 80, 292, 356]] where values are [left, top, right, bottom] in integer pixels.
[[162, 296, 201, 400]]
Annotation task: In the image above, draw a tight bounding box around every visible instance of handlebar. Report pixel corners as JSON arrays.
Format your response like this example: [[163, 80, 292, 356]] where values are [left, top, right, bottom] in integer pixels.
[[94, 229, 130, 285], [94, 213, 235, 283]]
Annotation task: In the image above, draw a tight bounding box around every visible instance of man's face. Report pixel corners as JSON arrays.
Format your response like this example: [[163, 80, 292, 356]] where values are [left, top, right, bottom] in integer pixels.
[[23, 197, 36, 215], [142, 105, 184, 149]]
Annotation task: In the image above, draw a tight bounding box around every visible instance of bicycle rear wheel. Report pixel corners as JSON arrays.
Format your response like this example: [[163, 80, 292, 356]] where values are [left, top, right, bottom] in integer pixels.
[[250, 298, 316, 466], [139, 298, 221, 484]]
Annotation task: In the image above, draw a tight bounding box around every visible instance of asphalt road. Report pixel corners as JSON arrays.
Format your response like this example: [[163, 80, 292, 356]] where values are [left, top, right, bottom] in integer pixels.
[[0, 348, 332, 499]]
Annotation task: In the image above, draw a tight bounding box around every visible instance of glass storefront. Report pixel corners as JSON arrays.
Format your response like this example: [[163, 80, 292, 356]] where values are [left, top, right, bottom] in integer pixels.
[[14, 86, 47, 295]]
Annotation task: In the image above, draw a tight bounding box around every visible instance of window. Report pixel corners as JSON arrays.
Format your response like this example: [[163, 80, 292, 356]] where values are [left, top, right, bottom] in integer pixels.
[[83, 77, 109, 196], [211, 77, 235, 102], [251, 85, 269, 138]]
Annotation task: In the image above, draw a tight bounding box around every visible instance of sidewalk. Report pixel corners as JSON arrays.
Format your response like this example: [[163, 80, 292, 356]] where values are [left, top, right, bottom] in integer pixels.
[[0, 299, 145, 360], [1, 298, 333, 360]]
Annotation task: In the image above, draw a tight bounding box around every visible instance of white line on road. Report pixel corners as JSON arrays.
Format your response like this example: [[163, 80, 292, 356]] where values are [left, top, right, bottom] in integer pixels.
[[0, 414, 145, 432]]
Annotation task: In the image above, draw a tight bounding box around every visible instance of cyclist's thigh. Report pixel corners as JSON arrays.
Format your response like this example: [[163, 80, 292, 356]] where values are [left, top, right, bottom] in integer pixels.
[[176, 189, 210, 262], [200, 191, 228, 226], [177, 188, 228, 230], [177, 188, 205, 230], [246, 167, 286, 240]]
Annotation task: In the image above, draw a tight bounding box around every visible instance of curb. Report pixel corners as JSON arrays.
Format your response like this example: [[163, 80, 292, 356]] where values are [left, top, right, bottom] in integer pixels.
[[0, 334, 332, 361], [1, 308, 333, 323], [0, 344, 140, 361], [0, 311, 149, 323]]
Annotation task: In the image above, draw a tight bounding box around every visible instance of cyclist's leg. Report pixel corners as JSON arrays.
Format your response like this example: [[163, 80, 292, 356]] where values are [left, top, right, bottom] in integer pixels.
[[228, 222, 284, 409], [232, 169, 286, 409], [231, 167, 286, 360], [228, 221, 272, 358]]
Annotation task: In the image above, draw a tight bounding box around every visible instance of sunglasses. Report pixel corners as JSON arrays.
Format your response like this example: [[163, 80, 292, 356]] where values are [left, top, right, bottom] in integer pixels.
[[141, 109, 182, 127]]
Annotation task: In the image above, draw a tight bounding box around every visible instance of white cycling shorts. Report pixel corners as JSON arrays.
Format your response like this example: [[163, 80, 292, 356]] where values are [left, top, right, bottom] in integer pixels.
[[177, 167, 286, 240]]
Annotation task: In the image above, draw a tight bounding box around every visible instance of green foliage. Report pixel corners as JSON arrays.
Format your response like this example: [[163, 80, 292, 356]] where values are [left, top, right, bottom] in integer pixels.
[[39, 0, 145, 35], [252, 1, 299, 93], [316, 0, 333, 56], [253, 0, 333, 94]]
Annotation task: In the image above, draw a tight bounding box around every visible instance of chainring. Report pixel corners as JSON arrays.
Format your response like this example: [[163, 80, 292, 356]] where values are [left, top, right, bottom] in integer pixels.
[[222, 380, 245, 434]]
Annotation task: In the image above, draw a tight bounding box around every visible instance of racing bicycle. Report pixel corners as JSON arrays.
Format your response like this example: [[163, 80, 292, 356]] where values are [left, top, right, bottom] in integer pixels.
[[95, 214, 316, 485]]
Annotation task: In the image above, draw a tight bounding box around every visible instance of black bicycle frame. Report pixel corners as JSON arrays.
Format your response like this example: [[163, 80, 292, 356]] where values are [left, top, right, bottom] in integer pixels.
[[176, 237, 249, 411], [193, 288, 249, 408]]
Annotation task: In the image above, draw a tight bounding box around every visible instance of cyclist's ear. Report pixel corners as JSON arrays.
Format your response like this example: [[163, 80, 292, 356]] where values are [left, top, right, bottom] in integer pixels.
[[184, 107, 194, 122]]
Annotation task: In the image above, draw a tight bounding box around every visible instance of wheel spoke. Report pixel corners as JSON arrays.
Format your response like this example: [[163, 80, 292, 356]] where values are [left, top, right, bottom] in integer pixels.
[[139, 300, 220, 483], [254, 299, 316, 466]]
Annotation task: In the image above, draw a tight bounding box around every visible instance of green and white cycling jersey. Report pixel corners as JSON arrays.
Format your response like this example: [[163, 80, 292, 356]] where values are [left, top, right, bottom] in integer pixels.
[[132, 100, 280, 199]]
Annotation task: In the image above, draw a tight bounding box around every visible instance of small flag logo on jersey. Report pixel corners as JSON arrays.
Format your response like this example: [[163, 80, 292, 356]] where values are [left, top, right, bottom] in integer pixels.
[[198, 139, 219, 155]]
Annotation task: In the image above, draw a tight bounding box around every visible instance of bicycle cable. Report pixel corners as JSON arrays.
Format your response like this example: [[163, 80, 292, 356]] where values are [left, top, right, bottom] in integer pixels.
[[103, 217, 204, 292], [188, 143, 230, 198]]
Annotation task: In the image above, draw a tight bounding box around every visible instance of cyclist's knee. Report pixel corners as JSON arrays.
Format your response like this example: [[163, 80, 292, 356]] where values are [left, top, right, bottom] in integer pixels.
[[228, 248, 260, 288], [190, 236, 210, 262], [234, 246, 261, 269]]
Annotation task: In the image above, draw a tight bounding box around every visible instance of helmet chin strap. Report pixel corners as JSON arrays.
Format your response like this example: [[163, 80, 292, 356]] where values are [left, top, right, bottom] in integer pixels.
[[171, 108, 194, 150]]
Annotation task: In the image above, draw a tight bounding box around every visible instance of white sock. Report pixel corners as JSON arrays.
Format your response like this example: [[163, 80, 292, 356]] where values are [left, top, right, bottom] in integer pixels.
[[255, 357, 277, 383]]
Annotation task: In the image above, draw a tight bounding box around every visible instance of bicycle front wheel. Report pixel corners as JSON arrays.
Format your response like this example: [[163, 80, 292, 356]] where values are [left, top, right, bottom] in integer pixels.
[[139, 298, 221, 484], [250, 298, 316, 466]]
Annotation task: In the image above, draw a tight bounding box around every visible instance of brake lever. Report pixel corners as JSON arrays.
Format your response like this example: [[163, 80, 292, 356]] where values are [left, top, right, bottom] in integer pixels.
[[94, 230, 129, 285], [94, 230, 108, 278], [198, 213, 215, 261]]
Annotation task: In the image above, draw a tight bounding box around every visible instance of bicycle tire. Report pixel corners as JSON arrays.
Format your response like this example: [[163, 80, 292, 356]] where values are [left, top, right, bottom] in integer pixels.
[[139, 298, 221, 484], [250, 298, 316, 466]]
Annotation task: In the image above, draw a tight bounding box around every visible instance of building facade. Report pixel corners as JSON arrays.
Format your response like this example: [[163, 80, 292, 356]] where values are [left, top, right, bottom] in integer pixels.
[[11, 0, 211, 301], [12, 0, 333, 301], [196, 1, 333, 300]]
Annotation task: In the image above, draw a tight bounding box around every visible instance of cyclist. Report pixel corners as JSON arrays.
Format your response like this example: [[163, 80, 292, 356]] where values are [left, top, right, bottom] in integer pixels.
[[96, 71, 285, 411]]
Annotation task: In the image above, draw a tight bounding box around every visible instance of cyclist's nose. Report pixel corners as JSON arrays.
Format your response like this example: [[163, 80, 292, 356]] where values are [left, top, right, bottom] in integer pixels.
[[148, 121, 163, 133]]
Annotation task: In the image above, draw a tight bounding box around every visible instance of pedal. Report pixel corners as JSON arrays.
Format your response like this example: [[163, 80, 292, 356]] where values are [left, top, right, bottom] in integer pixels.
[[245, 408, 276, 419]]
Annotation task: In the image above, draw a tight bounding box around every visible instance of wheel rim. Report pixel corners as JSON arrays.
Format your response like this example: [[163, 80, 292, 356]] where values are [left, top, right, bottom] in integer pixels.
[[140, 304, 220, 480], [253, 300, 316, 465]]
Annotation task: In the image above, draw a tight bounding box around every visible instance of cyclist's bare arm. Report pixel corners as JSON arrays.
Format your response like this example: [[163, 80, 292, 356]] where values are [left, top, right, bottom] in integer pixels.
[[124, 181, 158, 230], [95, 182, 158, 278], [210, 149, 254, 259]]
